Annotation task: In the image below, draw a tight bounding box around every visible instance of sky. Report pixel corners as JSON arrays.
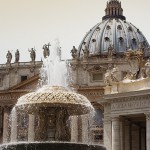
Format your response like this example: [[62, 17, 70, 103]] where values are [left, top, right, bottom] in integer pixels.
[[0, 0, 150, 63]]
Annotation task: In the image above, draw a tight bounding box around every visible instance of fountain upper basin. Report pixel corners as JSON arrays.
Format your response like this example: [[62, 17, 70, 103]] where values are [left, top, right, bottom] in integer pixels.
[[16, 86, 94, 115]]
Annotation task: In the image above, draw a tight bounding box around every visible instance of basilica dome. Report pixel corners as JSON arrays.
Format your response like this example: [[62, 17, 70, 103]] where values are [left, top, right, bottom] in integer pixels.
[[78, 0, 150, 58]]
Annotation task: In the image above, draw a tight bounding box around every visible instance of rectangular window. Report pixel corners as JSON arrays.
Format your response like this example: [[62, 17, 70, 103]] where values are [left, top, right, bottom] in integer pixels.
[[92, 73, 103, 81], [94, 134, 103, 141], [21, 76, 27, 82]]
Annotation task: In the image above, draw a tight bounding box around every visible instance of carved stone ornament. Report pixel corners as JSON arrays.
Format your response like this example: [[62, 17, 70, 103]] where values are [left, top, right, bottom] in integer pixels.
[[30, 67, 35, 73], [14, 67, 18, 73], [87, 65, 107, 72], [70, 64, 78, 71], [82, 64, 88, 71], [145, 113, 150, 121]]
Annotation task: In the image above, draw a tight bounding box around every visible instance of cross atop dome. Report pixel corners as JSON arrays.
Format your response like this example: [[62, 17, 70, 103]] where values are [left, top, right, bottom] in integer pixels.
[[102, 0, 126, 20]]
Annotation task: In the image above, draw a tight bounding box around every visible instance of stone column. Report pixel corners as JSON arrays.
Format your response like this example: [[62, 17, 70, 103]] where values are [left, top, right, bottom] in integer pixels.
[[131, 124, 140, 150], [10, 107, 18, 142], [28, 114, 35, 142], [146, 113, 150, 150], [141, 128, 146, 150], [112, 117, 120, 150], [103, 118, 112, 150], [2, 107, 10, 143], [120, 117, 125, 150], [81, 115, 89, 143], [124, 120, 130, 150], [70, 116, 78, 142]]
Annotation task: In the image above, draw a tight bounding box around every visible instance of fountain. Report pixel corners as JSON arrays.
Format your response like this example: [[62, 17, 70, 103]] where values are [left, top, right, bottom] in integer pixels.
[[0, 41, 106, 150]]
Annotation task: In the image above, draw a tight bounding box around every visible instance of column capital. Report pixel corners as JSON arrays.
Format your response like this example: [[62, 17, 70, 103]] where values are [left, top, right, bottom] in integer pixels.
[[111, 116, 120, 122], [145, 113, 150, 121], [103, 117, 111, 125]]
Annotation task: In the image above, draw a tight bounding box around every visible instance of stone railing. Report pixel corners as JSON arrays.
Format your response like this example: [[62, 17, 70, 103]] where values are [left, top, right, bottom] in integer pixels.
[[104, 77, 150, 94]]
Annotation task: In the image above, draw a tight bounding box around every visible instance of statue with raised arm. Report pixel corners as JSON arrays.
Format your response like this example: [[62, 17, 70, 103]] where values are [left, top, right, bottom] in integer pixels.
[[43, 43, 50, 58], [15, 49, 20, 63], [6, 50, 12, 64], [29, 48, 36, 62]]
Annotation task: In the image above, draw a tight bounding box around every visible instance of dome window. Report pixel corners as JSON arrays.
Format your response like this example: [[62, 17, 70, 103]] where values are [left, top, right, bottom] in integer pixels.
[[119, 37, 124, 42], [104, 37, 110, 42], [96, 27, 100, 31], [92, 39, 96, 42], [117, 25, 122, 30], [128, 26, 133, 32], [106, 25, 111, 30], [132, 38, 136, 43]]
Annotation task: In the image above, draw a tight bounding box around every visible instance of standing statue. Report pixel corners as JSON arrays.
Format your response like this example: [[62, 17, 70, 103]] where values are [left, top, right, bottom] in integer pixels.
[[71, 46, 78, 59], [15, 49, 20, 63], [104, 64, 119, 86], [29, 48, 36, 62], [43, 43, 50, 58], [108, 44, 114, 59], [145, 58, 150, 77], [6, 50, 12, 64], [82, 45, 89, 58]]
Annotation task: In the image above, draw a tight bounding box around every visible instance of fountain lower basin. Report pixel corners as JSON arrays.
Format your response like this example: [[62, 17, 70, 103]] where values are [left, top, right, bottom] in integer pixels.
[[0, 142, 106, 150]]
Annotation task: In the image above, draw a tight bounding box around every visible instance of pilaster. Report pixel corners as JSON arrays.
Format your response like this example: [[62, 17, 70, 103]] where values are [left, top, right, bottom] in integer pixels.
[[2, 107, 10, 143], [145, 113, 150, 150], [103, 118, 112, 150]]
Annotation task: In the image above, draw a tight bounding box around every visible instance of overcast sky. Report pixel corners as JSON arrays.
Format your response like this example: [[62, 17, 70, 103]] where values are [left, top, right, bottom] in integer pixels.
[[0, 0, 150, 63]]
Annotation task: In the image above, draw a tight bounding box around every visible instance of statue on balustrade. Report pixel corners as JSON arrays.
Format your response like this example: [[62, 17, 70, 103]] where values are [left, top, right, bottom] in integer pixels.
[[43, 43, 50, 58], [29, 48, 36, 62], [6, 50, 12, 64], [71, 46, 78, 59], [15, 49, 20, 63], [82, 45, 89, 58]]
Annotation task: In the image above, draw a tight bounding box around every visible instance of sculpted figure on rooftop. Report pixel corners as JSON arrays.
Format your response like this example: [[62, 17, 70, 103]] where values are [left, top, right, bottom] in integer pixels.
[[29, 48, 36, 62], [15, 49, 20, 63], [6, 50, 12, 64], [71, 46, 78, 59], [145, 58, 150, 77], [108, 44, 115, 59], [104, 64, 119, 86], [43, 43, 50, 58], [82, 45, 89, 58]]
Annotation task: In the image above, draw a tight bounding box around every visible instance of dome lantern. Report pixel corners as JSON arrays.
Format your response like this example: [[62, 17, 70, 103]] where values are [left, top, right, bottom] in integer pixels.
[[102, 0, 126, 20]]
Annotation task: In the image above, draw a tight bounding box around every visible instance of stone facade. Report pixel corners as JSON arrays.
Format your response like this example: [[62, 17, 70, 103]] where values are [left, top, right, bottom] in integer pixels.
[[0, 0, 150, 149]]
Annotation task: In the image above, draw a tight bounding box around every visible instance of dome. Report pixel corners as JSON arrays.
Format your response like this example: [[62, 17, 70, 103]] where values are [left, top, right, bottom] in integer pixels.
[[78, 0, 150, 58]]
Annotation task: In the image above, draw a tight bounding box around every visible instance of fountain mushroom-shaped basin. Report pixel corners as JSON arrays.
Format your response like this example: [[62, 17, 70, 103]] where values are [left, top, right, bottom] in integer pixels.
[[16, 85, 94, 115], [15, 86, 94, 142]]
